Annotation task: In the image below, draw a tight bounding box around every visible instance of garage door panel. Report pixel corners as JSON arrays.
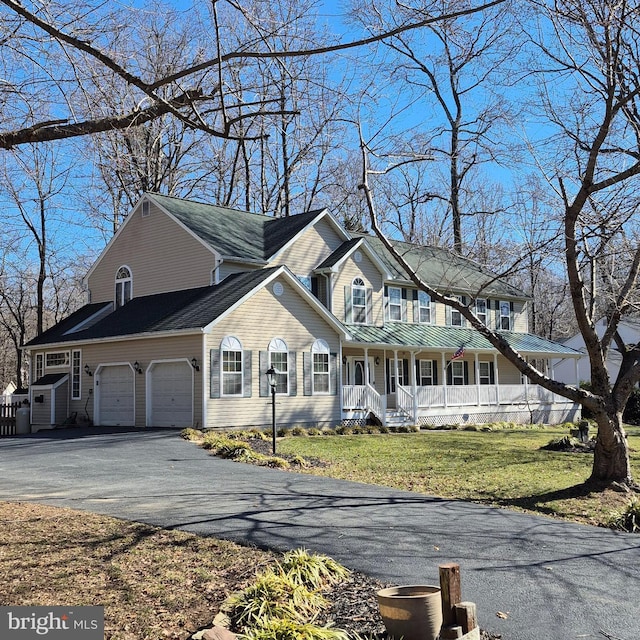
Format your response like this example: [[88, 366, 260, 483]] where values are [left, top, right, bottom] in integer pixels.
[[99, 365, 134, 426], [150, 362, 193, 428]]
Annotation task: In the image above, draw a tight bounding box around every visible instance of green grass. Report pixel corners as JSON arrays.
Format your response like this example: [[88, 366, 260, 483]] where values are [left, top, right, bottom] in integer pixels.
[[277, 425, 640, 525]]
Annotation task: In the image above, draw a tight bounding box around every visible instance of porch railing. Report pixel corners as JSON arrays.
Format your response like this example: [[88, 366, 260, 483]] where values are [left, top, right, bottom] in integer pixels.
[[342, 384, 386, 423]]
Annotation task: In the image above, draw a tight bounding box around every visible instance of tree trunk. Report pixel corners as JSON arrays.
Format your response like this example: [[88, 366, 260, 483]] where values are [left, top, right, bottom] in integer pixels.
[[590, 410, 633, 485]]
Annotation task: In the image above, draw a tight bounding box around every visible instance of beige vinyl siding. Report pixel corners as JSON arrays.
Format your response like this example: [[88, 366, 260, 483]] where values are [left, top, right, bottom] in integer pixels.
[[31, 390, 51, 425], [269, 217, 344, 272], [205, 277, 342, 429], [333, 255, 384, 325], [68, 335, 203, 427], [88, 201, 218, 303], [513, 300, 528, 333]]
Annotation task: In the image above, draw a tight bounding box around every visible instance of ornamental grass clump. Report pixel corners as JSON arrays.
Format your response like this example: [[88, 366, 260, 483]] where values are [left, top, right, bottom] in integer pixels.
[[180, 428, 203, 441], [239, 618, 349, 640], [224, 569, 328, 629], [278, 549, 350, 591], [608, 498, 640, 532]]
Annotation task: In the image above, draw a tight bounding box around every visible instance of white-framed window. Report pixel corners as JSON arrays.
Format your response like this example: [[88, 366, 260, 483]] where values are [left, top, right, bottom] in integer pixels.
[[449, 296, 463, 327], [475, 298, 487, 325], [388, 287, 402, 321], [35, 353, 44, 380], [221, 336, 243, 396], [268, 338, 289, 394], [71, 350, 81, 399], [311, 339, 330, 394], [46, 351, 69, 368], [352, 278, 367, 324], [450, 360, 465, 385], [418, 360, 435, 385], [478, 361, 493, 385], [115, 266, 132, 308], [141, 200, 150, 217], [297, 275, 312, 291], [500, 301, 511, 330], [418, 291, 432, 324]]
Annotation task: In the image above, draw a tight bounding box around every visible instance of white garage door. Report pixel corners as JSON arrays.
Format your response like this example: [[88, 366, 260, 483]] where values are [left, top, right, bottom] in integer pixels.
[[98, 365, 134, 426], [150, 361, 193, 428]]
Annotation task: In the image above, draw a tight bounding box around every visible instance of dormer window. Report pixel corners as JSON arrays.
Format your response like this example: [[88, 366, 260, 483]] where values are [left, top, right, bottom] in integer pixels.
[[115, 266, 132, 308]]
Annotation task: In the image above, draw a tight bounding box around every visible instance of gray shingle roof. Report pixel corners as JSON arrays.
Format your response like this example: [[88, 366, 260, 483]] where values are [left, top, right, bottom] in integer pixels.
[[147, 193, 324, 262], [25, 269, 279, 346], [347, 323, 582, 356], [356, 233, 528, 299]]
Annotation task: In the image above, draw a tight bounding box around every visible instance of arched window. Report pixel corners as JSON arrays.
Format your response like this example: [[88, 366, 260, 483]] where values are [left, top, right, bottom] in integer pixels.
[[115, 266, 132, 308], [311, 339, 330, 394], [352, 278, 367, 324], [268, 338, 289, 394], [221, 336, 243, 396]]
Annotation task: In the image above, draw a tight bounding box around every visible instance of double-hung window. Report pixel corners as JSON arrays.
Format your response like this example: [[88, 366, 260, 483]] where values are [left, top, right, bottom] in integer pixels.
[[311, 339, 330, 394], [388, 287, 402, 321], [500, 301, 512, 330], [352, 278, 367, 324], [478, 361, 493, 385], [221, 336, 243, 396], [418, 291, 432, 324], [475, 298, 487, 325], [450, 296, 463, 327], [418, 360, 435, 385], [268, 338, 289, 394], [71, 350, 81, 400], [450, 361, 465, 385]]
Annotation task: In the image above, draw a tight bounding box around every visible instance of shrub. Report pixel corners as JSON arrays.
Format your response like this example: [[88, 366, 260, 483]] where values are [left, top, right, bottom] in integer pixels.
[[240, 618, 349, 640], [335, 425, 352, 435], [260, 456, 290, 469], [291, 426, 308, 436], [180, 428, 203, 441], [278, 549, 350, 590], [321, 428, 336, 436], [541, 435, 581, 451], [277, 427, 291, 438], [608, 499, 640, 532], [290, 455, 309, 468], [306, 428, 321, 436]]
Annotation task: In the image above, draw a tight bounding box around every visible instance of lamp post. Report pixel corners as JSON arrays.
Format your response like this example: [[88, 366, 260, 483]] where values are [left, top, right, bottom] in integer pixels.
[[266, 366, 277, 454]]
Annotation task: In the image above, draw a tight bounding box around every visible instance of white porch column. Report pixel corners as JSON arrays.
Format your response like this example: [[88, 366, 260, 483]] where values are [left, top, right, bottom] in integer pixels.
[[524, 356, 529, 402], [393, 350, 399, 391], [441, 351, 448, 407], [574, 357, 580, 387], [410, 351, 418, 422], [475, 352, 480, 406], [494, 352, 499, 405], [364, 347, 369, 386]]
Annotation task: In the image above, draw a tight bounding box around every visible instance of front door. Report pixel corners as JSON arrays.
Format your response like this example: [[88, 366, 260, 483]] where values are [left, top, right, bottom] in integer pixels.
[[348, 357, 375, 386]]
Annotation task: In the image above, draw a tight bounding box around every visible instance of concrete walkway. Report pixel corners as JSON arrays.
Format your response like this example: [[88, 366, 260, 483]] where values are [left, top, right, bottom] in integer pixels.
[[0, 427, 638, 640]]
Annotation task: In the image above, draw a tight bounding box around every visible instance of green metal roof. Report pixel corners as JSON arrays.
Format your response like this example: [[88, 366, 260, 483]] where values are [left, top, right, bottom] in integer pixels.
[[356, 233, 528, 299], [346, 323, 581, 356]]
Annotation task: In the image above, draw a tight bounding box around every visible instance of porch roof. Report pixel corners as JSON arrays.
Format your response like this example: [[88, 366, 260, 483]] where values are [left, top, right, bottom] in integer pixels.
[[345, 323, 582, 357]]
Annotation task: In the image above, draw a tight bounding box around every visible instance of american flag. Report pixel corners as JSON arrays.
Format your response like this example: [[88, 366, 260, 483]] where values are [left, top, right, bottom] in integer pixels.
[[451, 346, 465, 360]]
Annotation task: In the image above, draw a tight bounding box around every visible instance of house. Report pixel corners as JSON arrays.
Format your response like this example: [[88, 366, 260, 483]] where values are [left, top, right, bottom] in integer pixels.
[[552, 317, 640, 387], [22, 193, 581, 431]]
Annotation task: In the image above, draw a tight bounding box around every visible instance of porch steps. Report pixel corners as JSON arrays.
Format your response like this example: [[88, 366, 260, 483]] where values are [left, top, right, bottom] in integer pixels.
[[385, 410, 414, 429]]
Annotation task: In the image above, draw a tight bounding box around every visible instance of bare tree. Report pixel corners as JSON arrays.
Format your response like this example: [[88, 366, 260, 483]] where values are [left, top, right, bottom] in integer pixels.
[[347, 0, 517, 252], [360, 0, 640, 488]]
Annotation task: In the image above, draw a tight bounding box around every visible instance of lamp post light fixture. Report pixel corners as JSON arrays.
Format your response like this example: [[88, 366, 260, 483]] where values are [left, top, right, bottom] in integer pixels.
[[266, 366, 277, 454]]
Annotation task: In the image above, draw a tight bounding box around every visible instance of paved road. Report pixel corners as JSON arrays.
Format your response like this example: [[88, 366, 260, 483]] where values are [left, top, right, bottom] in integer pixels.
[[0, 428, 638, 640]]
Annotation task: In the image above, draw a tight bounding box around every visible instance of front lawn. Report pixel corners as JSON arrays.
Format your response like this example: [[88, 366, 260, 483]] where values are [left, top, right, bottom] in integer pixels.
[[276, 425, 640, 525]]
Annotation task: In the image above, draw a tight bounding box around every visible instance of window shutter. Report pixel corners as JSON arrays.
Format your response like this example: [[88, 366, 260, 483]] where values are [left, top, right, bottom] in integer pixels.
[[445, 304, 451, 326], [412, 290, 418, 323], [330, 353, 338, 395], [210, 349, 220, 398], [384, 285, 389, 320], [510, 301, 515, 330], [432, 360, 438, 386], [344, 286, 352, 323], [289, 351, 297, 396], [415, 359, 420, 383], [243, 351, 252, 397], [489, 361, 495, 385], [401, 288, 407, 322], [446, 363, 452, 386], [303, 352, 312, 396], [463, 361, 469, 385], [259, 351, 269, 397], [311, 277, 318, 297], [366, 287, 373, 324]]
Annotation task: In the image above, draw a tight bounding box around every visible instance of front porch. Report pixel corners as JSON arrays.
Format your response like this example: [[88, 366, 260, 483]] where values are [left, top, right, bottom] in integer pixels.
[[340, 324, 583, 427], [342, 382, 580, 427]]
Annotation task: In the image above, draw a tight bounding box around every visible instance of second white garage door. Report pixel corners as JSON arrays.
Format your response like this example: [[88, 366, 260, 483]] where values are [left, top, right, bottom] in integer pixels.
[[149, 361, 193, 428]]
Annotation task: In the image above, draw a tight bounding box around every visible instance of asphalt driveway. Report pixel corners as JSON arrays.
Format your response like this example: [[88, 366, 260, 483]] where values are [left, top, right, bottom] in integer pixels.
[[0, 427, 638, 640]]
